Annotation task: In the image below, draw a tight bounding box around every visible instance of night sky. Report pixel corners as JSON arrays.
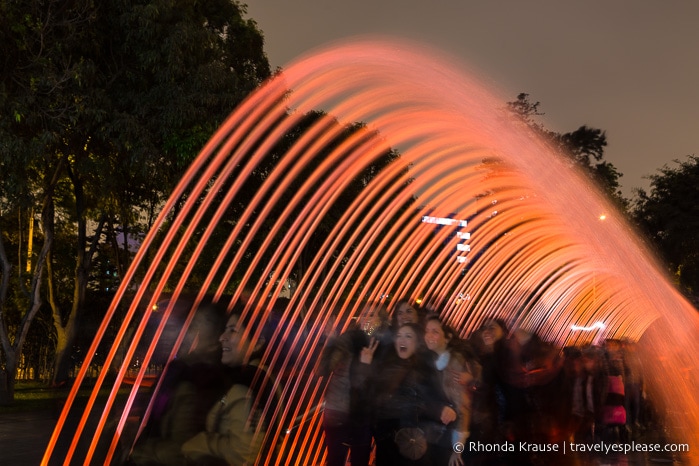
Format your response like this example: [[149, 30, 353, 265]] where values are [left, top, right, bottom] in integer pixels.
[[245, 0, 699, 198]]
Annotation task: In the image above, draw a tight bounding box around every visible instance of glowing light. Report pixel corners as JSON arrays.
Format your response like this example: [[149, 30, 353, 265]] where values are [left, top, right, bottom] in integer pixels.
[[421, 216, 468, 227], [571, 322, 606, 331]]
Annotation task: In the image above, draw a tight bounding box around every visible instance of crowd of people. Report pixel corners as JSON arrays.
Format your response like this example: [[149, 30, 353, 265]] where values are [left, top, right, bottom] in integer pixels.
[[124, 297, 654, 466], [319, 300, 653, 466]]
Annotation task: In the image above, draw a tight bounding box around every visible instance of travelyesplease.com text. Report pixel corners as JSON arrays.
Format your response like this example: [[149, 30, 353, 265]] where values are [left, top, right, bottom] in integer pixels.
[[454, 440, 690, 455]]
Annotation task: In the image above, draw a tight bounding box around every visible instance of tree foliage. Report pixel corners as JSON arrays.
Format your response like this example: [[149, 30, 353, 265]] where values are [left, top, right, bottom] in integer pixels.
[[507, 93, 627, 208], [633, 155, 699, 294], [150, 109, 409, 297], [0, 0, 270, 399]]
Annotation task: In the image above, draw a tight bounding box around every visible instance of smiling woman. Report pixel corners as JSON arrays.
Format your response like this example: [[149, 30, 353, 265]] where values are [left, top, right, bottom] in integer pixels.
[[423, 314, 480, 466], [218, 314, 265, 368], [179, 309, 277, 465]]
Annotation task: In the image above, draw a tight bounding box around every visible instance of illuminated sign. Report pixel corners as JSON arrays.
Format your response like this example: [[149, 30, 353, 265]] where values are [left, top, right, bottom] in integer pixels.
[[421, 214, 471, 263]]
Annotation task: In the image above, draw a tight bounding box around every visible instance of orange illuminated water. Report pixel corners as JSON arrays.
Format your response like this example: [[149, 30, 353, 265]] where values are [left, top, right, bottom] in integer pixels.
[[42, 40, 699, 465]]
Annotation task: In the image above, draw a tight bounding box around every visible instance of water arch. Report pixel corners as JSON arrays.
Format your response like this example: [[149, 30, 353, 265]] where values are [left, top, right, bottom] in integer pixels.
[[43, 40, 698, 465]]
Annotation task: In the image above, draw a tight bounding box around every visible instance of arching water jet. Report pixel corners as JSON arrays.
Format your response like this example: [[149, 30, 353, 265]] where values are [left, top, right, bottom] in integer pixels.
[[43, 39, 698, 465]]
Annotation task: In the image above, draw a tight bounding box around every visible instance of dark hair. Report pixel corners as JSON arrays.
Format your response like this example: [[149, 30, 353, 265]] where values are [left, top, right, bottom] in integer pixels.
[[391, 299, 423, 328], [479, 318, 508, 334], [182, 299, 228, 354], [395, 322, 425, 346], [219, 300, 277, 364], [228, 298, 308, 376], [359, 302, 389, 324], [424, 313, 457, 342], [394, 322, 438, 371], [393, 298, 414, 309], [424, 314, 477, 361]]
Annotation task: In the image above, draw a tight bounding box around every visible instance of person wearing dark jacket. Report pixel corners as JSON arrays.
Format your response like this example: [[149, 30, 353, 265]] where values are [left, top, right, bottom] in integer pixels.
[[318, 304, 391, 466], [358, 323, 455, 466], [130, 303, 229, 466], [424, 314, 481, 466]]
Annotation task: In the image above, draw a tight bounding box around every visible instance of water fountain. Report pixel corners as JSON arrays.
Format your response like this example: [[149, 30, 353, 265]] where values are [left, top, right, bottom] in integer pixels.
[[42, 39, 698, 465]]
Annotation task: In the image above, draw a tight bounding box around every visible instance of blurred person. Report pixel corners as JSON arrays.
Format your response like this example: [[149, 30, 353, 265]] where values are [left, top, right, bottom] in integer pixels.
[[423, 314, 481, 466], [318, 303, 390, 466], [359, 323, 455, 466], [130, 300, 229, 466], [571, 346, 607, 442], [600, 339, 627, 441], [180, 306, 278, 465], [391, 299, 422, 330], [621, 340, 644, 436], [561, 348, 583, 438], [498, 326, 565, 445], [468, 319, 508, 446]]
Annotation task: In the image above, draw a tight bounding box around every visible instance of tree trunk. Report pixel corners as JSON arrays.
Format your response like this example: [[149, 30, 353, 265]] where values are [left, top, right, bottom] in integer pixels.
[[51, 320, 77, 386], [50, 170, 105, 385], [50, 263, 87, 385], [0, 210, 50, 403], [0, 353, 17, 406], [0, 229, 17, 405]]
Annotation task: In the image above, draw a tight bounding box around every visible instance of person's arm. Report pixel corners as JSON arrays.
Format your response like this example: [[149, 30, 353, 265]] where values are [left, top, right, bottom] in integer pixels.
[[182, 384, 265, 465], [440, 354, 475, 440], [422, 365, 456, 425], [132, 378, 204, 465]]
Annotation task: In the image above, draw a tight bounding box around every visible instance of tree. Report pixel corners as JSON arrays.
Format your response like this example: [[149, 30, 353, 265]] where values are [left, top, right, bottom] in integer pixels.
[[153, 109, 409, 298], [633, 155, 699, 295], [0, 0, 270, 400], [507, 93, 627, 208], [0, 0, 87, 400], [65, 0, 271, 384]]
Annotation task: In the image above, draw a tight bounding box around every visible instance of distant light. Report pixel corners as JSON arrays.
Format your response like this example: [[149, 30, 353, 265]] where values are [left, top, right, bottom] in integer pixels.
[[599, 214, 607, 221], [571, 322, 606, 332], [421, 215, 468, 228]]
